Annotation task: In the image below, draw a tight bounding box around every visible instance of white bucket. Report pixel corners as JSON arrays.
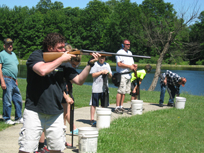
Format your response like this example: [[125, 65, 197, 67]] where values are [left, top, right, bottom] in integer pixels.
[[96, 108, 112, 129], [175, 97, 186, 109], [96, 107, 111, 112], [131, 100, 143, 115], [78, 127, 98, 153]]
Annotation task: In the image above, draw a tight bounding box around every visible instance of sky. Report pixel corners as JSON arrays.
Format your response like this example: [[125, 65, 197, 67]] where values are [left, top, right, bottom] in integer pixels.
[[1, 0, 203, 23]]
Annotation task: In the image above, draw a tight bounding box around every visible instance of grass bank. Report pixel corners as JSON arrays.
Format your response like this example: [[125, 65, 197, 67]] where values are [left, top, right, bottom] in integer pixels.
[[1, 79, 204, 152]]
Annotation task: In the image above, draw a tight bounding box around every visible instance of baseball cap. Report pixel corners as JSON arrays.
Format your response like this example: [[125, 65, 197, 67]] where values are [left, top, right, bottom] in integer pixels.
[[4, 38, 13, 44]]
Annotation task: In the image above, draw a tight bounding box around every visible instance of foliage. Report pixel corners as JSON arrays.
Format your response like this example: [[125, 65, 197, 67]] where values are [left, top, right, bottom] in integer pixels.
[[0, 0, 203, 65], [196, 59, 204, 65]]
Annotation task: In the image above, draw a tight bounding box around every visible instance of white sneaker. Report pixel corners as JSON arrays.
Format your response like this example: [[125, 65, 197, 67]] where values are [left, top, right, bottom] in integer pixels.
[[14, 118, 23, 124], [5, 120, 15, 125]]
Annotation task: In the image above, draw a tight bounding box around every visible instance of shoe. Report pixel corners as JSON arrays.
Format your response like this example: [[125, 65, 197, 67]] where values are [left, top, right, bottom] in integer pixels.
[[34, 146, 49, 153], [120, 107, 125, 111], [70, 128, 78, 135], [167, 103, 174, 107], [65, 142, 72, 148], [114, 108, 123, 114], [128, 107, 132, 112], [159, 103, 163, 107], [90, 120, 96, 125], [14, 118, 23, 124], [5, 120, 15, 125]]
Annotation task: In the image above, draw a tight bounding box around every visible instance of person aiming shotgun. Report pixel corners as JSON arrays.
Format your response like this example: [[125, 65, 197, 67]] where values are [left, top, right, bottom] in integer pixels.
[[159, 70, 187, 107], [18, 32, 100, 153]]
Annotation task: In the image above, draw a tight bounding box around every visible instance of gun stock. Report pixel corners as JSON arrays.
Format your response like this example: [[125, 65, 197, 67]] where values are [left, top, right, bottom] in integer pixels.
[[43, 49, 151, 62]]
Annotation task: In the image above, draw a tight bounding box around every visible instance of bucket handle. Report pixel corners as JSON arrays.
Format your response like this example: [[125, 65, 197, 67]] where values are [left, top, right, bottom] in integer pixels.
[[79, 134, 98, 138]]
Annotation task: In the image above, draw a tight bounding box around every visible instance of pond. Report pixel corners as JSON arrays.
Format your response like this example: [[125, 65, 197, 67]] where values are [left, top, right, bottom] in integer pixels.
[[18, 65, 204, 96]]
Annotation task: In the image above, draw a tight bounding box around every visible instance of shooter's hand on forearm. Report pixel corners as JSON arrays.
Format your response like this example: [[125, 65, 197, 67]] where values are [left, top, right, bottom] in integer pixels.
[[63, 92, 74, 104]]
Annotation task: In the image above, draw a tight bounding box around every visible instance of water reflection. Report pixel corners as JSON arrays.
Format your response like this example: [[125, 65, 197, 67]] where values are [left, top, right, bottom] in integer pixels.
[[18, 65, 204, 96]]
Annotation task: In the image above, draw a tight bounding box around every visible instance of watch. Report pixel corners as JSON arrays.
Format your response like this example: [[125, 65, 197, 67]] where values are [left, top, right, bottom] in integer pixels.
[[87, 60, 94, 67]]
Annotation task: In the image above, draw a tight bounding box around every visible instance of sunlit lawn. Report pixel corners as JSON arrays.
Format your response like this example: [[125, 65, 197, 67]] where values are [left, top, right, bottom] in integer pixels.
[[0, 79, 204, 152]]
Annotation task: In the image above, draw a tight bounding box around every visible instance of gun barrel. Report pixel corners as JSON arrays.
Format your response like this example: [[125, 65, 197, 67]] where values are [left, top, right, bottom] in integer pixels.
[[81, 50, 151, 59]]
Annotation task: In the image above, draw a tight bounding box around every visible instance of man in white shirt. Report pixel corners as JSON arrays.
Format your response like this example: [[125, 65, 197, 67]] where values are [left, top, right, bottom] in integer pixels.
[[115, 39, 137, 113]]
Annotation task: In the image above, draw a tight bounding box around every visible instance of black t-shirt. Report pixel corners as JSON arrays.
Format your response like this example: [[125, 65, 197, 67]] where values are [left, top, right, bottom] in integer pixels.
[[25, 50, 78, 115]]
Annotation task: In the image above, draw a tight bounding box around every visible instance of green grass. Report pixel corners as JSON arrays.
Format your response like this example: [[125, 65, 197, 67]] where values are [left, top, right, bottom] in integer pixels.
[[1, 79, 204, 152], [98, 94, 204, 153]]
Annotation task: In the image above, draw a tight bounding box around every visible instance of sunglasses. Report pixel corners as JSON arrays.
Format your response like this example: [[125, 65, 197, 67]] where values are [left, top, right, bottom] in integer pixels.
[[125, 44, 130, 45]]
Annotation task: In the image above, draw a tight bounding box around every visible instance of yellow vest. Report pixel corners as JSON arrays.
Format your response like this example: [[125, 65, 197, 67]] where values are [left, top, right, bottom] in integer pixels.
[[131, 69, 146, 82]]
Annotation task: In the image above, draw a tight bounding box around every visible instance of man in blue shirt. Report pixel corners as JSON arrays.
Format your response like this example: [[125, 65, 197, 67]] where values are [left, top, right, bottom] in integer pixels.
[[159, 70, 187, 107], [0, 38, 23, 125]]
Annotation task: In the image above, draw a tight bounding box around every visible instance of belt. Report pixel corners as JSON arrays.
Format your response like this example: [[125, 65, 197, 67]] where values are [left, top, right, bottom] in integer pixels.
[[3, 76, 16, 81]]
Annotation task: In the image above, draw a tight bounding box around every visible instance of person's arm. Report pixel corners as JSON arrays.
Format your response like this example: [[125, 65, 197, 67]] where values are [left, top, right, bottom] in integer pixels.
[[108, 72, 112, 78], [132, 85, 137, 93], [71, 53, 100, 85], [0, 64, 6, 90], [117, 62, 137, 71], [92, 69, 109, 78], [139, 79, 143, 85], [33, 51, 76, 76], [63, 91, 74, 104]]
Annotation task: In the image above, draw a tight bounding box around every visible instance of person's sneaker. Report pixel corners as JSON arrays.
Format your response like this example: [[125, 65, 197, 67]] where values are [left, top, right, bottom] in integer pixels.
[[128, 107, 132, 112], [14, 118, 23, 124], [167, 103, 174, 107], [65, 142, 72, 148], [114, 108, 123, 114], [90, 120, 96, 125], [34, 146, 49, 153], [5, 119, 15, 125], [159, 103, 163, 107], [120, 107, 125, 111], [70, 128, 78, 135]]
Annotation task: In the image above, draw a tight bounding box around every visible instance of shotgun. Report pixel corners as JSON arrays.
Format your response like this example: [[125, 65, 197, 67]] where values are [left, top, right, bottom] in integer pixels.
[[159, 74, 173, 99], [43, 49, 151, 62]]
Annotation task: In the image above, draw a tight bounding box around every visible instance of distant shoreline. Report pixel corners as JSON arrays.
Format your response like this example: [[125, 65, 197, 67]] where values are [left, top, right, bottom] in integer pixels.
[[19, 60, 204, 69], [80, 62, 204, 69]]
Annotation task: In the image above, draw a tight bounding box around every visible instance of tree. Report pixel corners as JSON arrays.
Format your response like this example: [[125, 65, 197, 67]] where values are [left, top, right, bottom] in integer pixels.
[[105, 0, 142, 57], [138, 0, 199, 91], [188, 11, 204, 64], [79, 0, 110, 50]]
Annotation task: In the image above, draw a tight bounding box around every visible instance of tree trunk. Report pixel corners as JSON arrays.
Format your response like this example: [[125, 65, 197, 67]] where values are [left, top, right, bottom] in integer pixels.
[[148, 32, 173, 91]]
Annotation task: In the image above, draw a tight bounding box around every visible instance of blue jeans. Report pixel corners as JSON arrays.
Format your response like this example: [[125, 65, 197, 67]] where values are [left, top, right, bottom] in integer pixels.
[[2, 77, 23, 121], [159, 84, 178, 104]]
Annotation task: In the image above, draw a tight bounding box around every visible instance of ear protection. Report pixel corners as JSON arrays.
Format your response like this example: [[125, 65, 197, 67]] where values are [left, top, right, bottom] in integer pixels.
[[121, 44, 124, 48]]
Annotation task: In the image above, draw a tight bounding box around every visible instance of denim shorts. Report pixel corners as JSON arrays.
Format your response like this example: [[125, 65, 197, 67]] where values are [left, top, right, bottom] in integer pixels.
[[18, 109, 66, 152]]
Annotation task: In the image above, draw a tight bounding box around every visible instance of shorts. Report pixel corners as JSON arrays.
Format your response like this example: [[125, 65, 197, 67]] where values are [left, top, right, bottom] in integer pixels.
[[117, 76, 131, 94], [130, 82, 137, 96], [18, 108, 66, 152], [90, 92, 109, 107]]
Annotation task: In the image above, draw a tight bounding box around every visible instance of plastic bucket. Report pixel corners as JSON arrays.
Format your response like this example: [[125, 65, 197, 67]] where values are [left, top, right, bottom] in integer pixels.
[[97, 109, 112, 129], [96, 108, 111, 112], [175, 97, 186, 109], [131, 100, 143, 115], [78, 127, 98, 153]]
